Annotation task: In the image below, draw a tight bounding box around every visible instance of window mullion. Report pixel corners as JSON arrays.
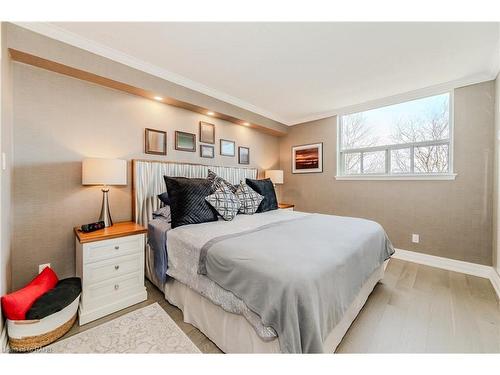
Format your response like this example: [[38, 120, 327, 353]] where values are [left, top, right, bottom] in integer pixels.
[[360, 152, 364, 174]]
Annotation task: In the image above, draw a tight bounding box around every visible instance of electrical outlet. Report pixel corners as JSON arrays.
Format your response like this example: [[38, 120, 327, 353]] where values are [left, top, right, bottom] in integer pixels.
[[412, 234, 420, 244], [38, 263, 51, 273]]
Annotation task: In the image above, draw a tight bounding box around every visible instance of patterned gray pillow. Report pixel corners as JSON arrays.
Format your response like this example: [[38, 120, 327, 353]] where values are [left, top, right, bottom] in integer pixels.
[[205, 185, 241, 221], [235, 182, 264, 214], [207, 169, 237, 193], [152, 206, 171, 221]]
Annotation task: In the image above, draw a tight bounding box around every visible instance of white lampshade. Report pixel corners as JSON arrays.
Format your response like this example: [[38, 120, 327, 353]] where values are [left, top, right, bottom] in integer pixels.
[[82, 158, 127, 186], [265, 170, 284, 185]]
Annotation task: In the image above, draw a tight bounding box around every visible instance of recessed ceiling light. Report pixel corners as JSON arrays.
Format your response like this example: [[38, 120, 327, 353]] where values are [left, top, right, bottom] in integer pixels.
[[242, 122, 250, 126], [207, 111, 215, 116], [153, 96, 163, 101]]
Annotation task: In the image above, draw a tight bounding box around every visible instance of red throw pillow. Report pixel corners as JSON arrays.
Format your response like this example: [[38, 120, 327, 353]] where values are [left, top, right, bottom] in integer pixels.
[[1, 267, 59, 320]]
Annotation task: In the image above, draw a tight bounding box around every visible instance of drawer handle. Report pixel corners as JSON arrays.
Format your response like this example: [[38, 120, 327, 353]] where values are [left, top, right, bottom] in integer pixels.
[[114, 265, 120, 270], [114, 245, 120, 250], [114, 284, 119, 290]]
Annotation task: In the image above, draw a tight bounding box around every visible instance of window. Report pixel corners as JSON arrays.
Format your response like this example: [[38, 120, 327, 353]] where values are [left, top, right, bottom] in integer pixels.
[[337, 92, 455, 180]]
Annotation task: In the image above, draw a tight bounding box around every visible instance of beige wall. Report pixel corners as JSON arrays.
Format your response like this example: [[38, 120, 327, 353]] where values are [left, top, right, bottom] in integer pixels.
[[1, 22, 13, 338], [11, 60, 280, 290], [280, 81, 495, 265]]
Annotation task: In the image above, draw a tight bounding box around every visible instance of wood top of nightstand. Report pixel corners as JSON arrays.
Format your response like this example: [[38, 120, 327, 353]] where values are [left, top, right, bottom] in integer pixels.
[[278, 203, 295, 209], [74, 221, 147, 244]]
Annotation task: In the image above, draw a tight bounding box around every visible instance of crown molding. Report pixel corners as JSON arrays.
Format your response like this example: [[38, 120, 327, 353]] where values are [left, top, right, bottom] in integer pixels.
[[13, 22, 291, 125]]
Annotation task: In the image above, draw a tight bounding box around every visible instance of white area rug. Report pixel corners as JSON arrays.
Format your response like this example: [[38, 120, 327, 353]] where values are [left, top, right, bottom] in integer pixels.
[[47, 303, 201, 353]]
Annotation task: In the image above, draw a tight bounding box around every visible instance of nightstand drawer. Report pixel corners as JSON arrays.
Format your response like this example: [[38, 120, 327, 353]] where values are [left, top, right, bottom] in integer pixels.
[[83, 234, 144, 264], [82, 272, 144, 309], [85, 253, 142, 285]]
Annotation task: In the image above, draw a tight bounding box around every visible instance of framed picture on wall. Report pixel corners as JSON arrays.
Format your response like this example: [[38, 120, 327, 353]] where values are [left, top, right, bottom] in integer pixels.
[[200, 144, 215, 158], [220, 139, 236, 157], [238, 146, 250, 165], [199, 121, 215, 144], [292, 142, 323, 173], [144, 128, 167, 155], [175, 131, 196, 152]]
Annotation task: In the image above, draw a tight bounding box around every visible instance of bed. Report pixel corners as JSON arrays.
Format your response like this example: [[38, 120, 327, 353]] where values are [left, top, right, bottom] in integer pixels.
[[133, 159, 394, 353]]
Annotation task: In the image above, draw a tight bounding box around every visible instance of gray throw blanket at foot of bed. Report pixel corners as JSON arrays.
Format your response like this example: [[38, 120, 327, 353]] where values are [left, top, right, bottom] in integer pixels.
[[198, 213, 394, 353]]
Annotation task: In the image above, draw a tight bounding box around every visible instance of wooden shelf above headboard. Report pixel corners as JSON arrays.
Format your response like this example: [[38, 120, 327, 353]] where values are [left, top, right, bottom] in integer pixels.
[[8, 48, 287, 137]]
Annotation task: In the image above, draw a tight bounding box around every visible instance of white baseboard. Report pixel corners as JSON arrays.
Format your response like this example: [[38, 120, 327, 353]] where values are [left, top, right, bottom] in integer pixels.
[[0, 324, 8, 353], [393, 248, 500, 301], [393, 248, 493, 278]]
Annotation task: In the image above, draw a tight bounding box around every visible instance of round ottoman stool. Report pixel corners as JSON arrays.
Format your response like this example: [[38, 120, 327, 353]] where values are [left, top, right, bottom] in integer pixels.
[[7, 277, 81, 352]]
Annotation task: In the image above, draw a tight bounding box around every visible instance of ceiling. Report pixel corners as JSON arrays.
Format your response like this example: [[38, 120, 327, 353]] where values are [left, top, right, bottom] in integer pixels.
[[18, 22, 500, 125]]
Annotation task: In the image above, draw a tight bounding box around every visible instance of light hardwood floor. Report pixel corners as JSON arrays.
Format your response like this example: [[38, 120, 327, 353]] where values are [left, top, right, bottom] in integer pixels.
[[60, 258, 500, 353]]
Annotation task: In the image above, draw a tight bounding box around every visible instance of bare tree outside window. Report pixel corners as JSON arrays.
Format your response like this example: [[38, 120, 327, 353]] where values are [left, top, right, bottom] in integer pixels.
[[339, 93, 451, 176], [391, 96, 449, 173], [341, 113, 380, 174], [341, 113, 376, 149], [391, 148, 411, 173], [362, 151, 385, 173]]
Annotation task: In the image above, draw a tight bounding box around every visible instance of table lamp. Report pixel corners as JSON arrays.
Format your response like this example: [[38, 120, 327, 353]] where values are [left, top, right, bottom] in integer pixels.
[[265, 169, 284, 186], [82, 158, 127, 227]]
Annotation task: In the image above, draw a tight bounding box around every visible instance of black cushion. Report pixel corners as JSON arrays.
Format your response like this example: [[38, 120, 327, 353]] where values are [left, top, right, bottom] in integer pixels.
[[245, 178, 278, 213], [157, 192, 171, 206], [26, 278, 81, 320], [164, 176, 218, 228]]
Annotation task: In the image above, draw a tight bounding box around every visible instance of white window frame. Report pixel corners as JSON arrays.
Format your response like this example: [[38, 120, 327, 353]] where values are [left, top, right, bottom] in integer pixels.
[[336, 91, 457, 181]]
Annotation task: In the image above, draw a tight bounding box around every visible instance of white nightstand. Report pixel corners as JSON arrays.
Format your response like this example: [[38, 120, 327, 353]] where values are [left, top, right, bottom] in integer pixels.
[[75, 221, 148, 325], [278, 203, 295, 211]]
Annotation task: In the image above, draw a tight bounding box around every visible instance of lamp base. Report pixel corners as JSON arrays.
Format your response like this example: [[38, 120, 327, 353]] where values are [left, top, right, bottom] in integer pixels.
[[98, 187, 113, 227]]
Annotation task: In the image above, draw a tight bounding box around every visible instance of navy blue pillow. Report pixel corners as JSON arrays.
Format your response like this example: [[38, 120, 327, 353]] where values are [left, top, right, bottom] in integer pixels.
[[245, 178, 278, 213], [164, 176, 218, 228], [158, 192, 171, 206]]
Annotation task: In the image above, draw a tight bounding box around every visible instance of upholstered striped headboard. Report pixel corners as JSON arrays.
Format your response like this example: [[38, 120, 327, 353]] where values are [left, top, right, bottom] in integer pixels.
[[132, 159, 258, 226]]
